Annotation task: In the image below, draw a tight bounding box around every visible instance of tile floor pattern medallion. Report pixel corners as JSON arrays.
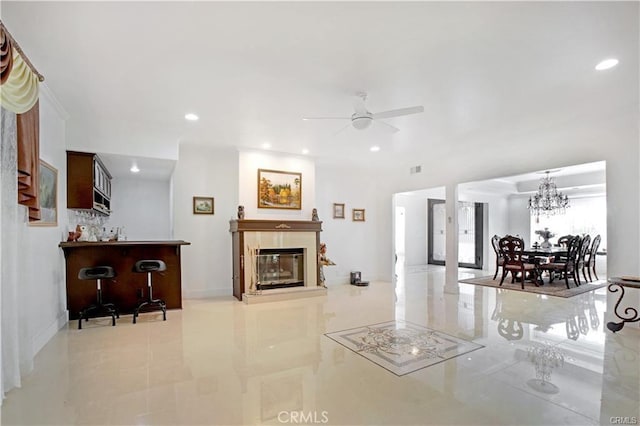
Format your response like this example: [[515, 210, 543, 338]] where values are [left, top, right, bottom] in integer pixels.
[[325, 320, 484, 376]]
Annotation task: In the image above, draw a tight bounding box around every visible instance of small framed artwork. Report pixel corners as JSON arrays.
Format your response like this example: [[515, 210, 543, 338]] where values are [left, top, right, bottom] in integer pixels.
[[333, 203, 345, 219], [193, 196, 214, 215], [257, 169, 302, 210], [30, 159, 58, 227], [352, 208, 365, 222]]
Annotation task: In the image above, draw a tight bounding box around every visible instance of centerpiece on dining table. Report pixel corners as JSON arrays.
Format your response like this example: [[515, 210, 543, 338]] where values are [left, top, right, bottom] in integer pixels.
[[535, 227, 555, 249]]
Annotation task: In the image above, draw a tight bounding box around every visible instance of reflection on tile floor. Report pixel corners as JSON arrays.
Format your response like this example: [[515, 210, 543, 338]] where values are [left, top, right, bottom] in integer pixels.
[[325, 320, 484, 375], [1, 264, 638, 425]]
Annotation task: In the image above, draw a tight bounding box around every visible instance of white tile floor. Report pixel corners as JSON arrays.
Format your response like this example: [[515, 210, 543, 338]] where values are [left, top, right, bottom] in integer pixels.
[[1, 265, 639, 425]]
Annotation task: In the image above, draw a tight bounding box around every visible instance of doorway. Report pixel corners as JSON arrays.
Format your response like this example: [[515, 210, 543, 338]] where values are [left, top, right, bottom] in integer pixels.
[[428, 199, 484, 269]]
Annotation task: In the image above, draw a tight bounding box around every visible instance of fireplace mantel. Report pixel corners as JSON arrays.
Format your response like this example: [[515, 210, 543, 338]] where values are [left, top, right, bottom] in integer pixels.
[[229, 219, 323, 301], [229, 219, 322, 233]]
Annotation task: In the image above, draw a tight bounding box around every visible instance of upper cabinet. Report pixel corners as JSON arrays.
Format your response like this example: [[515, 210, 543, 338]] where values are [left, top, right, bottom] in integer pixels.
[[67, 151, 112, 215]]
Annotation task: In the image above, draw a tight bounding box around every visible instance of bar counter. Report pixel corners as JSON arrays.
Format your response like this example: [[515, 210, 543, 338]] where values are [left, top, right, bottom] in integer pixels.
[[59, 240, 190, 320]]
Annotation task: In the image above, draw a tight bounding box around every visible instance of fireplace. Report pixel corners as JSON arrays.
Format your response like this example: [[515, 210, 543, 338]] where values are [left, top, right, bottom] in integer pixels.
[[230, 219, 326, 302], [256, 248, 305, 290]]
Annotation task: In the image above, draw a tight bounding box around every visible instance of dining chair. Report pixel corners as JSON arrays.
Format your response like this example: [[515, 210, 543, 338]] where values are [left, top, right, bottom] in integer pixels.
[[584, 234, 601, 282], [539, 236, 581, 289], [575, 234, 591, 284], [557, 234, 574, 247], [491, 235, 504, 280], [498, 235, 541, 289]]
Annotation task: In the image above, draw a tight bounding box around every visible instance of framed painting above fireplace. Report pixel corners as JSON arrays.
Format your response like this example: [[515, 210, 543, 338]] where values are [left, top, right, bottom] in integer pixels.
[[257, 169, 302, 210]]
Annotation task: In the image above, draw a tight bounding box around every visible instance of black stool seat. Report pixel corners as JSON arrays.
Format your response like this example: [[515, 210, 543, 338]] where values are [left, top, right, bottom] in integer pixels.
[[133, 259, 167, 323], [77, 266, 119, 330], [133, 260, 167, 273], [79, 266, 116, 280]]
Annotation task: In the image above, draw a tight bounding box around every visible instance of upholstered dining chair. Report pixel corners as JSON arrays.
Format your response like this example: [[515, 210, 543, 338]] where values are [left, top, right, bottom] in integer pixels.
[[491, 235, 504, 280], [498, 235, 541, 290], [584, 234, 601, 282], [539, 236, 581, 289]]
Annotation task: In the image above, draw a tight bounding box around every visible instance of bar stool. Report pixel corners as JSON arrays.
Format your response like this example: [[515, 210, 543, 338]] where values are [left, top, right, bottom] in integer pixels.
[[133, 259, 167, 324], [77, 266, 119, 330]]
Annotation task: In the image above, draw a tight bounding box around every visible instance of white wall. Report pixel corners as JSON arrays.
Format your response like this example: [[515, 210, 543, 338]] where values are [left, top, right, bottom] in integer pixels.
[[108, 177, 171, 240], [507, 195, 533, 247], [315, 164, 382, 284], [24, 88, 69, 354], [394, 194, 427, 266], [373, 111, 639, 281], [458, 190, 510, 271], [172, 144, 239, 298], [1, 86, 69, 400], [239, 151, 315, 221]]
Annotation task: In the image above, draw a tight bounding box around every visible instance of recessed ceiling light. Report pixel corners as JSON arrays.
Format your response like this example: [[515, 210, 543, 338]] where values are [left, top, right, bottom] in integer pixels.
[[370, 146, 380, 152], [184, 113, 199, 121], [302, 149, 309, 155], [595, 58, 619, 71], [262, 143, 271, 149], [130, 165, 140, 173]]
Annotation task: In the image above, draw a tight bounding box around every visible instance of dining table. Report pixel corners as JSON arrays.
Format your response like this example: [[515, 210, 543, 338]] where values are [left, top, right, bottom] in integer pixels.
[[521, 247, 568, 284], [522, 246, 568, 258]]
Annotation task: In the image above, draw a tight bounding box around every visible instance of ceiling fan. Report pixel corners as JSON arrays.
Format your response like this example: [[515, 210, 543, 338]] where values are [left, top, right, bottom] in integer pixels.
[[303, 92, 424, 134]]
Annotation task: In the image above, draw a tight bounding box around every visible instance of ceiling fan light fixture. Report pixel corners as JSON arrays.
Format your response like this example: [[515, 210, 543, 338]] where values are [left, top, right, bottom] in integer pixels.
[[352, 115, 372, 130]]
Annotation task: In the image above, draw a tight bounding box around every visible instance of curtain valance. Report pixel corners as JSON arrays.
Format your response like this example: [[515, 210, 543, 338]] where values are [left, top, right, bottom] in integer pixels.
[[0, 21, 43, 221]]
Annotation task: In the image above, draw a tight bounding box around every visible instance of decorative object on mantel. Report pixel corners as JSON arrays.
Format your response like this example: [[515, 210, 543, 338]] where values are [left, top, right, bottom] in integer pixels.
[[333, 203, 345, 219], [352, 208, 365, 222], [193, 196, 214, 215], [528, 170, 570, 223], [237, 205, 245, 220], [312, 208, 319, 221], [257, 169, 302, 210], [535, 227, 555, 249]]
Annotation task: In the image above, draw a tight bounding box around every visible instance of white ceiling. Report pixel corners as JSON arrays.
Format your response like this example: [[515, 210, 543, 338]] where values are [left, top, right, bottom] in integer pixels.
[[2, 2, 638, 173]]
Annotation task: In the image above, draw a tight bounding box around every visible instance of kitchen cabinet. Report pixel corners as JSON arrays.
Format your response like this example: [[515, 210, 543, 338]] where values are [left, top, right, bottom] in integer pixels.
[[67, 150, 112, 215]]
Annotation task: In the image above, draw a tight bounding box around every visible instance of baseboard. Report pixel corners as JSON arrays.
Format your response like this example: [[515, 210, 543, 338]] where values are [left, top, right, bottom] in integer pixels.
[[31, 311, 68, 357], [183, 288, 232, 298]]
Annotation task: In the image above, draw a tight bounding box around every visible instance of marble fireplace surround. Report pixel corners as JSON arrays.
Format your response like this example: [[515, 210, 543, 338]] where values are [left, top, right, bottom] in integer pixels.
[[230, 219, 326, 304], [244, 230, 318, 289]]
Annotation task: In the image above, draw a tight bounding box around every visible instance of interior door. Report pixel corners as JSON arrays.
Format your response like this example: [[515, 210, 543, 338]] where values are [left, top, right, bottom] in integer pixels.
[[428, 199, 484, 269]]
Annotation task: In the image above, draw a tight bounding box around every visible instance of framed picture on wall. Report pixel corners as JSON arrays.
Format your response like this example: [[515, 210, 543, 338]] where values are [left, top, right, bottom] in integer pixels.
[[193, 196, 214, 214], [352, 208, 365, 222], [333, 203, 345, 219], [257, 169, 302, 210], [29, 159, 58, 227]]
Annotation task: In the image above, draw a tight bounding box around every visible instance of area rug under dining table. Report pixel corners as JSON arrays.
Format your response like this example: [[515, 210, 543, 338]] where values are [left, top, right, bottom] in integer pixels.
[[459, 275, 607, 297]]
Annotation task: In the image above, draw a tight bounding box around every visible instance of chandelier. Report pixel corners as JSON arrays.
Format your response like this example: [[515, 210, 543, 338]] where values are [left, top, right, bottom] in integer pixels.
[[528, 171, 570, 223]]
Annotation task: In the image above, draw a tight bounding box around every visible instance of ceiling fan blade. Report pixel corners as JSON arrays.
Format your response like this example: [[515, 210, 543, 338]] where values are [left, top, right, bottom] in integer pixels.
[[372, 106, 424, 120], [302, 116, 351, 121], [332, 122, 353, 136], [374, 120, 400, 133]]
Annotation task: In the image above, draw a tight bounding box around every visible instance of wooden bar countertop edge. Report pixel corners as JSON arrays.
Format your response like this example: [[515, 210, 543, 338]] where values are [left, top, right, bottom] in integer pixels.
[[59, 240, 191, 248]]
